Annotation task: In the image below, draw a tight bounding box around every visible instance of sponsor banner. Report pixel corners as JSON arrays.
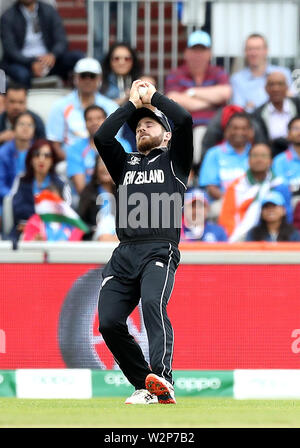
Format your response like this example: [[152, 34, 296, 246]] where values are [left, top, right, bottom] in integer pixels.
[[92, 370, 234, 397], [0, 370, 16, 397], [234, 369, 300, 399], [16, 369, 92, 399], [1, 264, 300, 370]]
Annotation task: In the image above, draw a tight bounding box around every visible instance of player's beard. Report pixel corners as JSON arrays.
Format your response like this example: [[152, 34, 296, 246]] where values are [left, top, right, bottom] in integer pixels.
[[137, 132, 164, 153]]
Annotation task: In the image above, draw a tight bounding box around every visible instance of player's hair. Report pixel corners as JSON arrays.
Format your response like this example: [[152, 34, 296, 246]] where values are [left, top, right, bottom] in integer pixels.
[[224, 112, 253, 130], [288, 116, 300, 131], [84, 104, 107, 121]]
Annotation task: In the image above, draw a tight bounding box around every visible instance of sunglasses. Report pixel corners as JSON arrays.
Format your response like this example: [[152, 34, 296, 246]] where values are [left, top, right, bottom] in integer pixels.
[[33, 152, 53, 159], [111, 56, 132, 62], [79, 72, 97, 79]]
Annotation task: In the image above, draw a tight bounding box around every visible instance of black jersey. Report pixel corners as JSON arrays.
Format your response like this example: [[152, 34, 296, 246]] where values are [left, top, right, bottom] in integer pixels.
[[94, 92, 193, 246]]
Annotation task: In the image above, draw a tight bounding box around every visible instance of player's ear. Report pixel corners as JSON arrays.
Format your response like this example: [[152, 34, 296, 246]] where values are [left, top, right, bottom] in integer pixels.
[[164, 131, 172, 143]]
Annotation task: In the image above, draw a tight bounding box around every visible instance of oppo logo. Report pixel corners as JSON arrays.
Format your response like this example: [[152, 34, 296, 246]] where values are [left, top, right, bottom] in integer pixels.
[[175, 377, 221, 392], [291, 329, 300, 354], [104, 373, 131, 387]]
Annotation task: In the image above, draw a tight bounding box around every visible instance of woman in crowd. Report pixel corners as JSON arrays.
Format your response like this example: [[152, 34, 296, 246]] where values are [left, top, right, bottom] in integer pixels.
[[0, 111, 36, 213], [100, 42, 141, 105], [11, 139, 71, 239], [246, 191, 300, 242], [78, 155, 117, 241]]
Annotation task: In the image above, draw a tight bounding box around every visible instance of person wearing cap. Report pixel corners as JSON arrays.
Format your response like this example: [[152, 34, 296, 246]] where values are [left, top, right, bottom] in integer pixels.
[[46, 57, 120, 158], [94, 79, 193, 405], [245, 191, 300, 242], [165, 30, 231, 164], [219, 142, 292, 242], [0, 0, 83, 88], [181, 188, 228, 242]]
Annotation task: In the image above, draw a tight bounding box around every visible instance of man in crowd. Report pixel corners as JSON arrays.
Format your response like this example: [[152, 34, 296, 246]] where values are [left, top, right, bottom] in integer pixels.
[[219, 142, 292, 242], [165, 30, 231, 164], [0, 0, 83, 87], [273, 117, 300, 199], [199, 112, 254, 217], [0, 82, 45, 146], [231, 33, 293, 112], [252, 72, 300, 157], [46, 58, 120, 159]]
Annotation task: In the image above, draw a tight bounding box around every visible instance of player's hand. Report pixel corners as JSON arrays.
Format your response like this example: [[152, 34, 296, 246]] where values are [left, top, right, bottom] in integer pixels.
[[129, 80, 145, 109], [140, 81, 156, 105]]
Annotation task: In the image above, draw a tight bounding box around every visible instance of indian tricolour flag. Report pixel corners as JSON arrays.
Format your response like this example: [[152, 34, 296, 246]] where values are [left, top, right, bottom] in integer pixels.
[[35, 190, 89, 233]]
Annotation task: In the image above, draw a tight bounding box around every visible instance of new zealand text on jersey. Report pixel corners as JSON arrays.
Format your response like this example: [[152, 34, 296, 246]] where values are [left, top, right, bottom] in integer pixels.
[[123, 169, 165, 185]]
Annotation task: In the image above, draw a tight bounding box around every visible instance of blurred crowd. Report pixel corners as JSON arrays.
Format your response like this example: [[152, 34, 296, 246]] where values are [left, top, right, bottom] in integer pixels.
[[1, 0, 300, 243]]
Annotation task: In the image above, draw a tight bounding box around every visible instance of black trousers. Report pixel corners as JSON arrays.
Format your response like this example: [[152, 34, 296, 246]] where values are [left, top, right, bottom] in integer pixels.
[[98, 240, 180, 390]]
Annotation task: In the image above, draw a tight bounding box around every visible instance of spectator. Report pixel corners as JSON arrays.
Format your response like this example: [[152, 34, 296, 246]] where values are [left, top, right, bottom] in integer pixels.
[[0, 111, 35, 213], [219, 143, 292, 242], [11, 138, 71, 239], [66, 105, 107, 196], [252, 72, 300, 158], [246, 191, 300, 242], [100, 42, 141, 106], [0, 0, 83, 88], [0, 95, 4, 115], [0, 82, 45, 146], [231, 33, 293, 112], [272, 117, 300, 197], [199, 112, 254, 217], [22, 188, 85, 241], [293, 200, 300, 233], [181, 188, 227, 242], [78, 155, 117, 241], [46, 57, 119, 159], [165, 30, 231, 163]]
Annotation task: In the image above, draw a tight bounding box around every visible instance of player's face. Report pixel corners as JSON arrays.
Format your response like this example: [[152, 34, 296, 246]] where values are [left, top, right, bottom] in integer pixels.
[[249, 144, 272, 173], [136, 118, 165, 153], [288, 120, 300, 145], [31, 144, 54, 176], [85, 109, 106, 137], [5, 89, 27, 120]]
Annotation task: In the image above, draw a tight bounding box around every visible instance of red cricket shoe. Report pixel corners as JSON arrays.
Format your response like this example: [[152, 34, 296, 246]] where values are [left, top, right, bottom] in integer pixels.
[[145, 373, 176, 404]]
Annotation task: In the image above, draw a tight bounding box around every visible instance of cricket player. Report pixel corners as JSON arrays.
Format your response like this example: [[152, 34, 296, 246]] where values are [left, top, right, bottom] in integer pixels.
[[94, 79, 193, 404]]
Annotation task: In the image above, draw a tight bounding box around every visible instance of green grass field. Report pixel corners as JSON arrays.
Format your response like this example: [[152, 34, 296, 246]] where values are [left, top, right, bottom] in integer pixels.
[[1, 398, 300, 428]]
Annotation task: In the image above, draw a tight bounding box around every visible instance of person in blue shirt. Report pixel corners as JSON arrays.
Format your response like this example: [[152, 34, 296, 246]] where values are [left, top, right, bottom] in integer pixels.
[[66, 104, 131, 196], [199, 112, 254, 219], [46, 57, 120, 159], [0, 111, 35, 215], [246, 191, 300, 242], [11, 138, 70, 240], [230, 34, 293, 112], [272, 116, 300, 195], [181, 188, 228, 242]]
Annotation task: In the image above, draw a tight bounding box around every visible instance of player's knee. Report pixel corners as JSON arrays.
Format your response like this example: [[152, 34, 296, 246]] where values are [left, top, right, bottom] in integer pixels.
[[99, 316, 121, 335]]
